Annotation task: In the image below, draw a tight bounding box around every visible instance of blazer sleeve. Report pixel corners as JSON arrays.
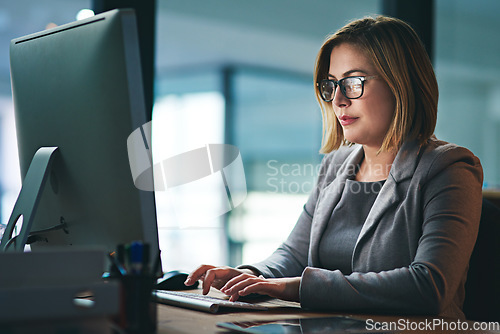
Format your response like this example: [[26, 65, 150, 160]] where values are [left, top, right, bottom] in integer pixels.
[[299, 145, 483, 318]]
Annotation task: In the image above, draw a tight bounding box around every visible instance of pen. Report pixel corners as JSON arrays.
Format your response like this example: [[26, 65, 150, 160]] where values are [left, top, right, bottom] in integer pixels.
[[130, 241, 144, 274]]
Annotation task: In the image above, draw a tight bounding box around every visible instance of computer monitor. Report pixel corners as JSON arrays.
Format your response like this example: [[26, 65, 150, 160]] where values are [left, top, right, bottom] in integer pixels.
[[0, 9, 160, 264]]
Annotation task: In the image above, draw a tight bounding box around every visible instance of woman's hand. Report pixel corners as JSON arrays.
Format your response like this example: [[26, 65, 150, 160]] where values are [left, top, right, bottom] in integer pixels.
[[221, 275, 301, 302], [184, 264, 258, 295]]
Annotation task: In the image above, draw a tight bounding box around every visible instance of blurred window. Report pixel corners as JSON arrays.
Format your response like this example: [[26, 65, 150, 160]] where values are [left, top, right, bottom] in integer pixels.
[[434, 0, 500, 188]]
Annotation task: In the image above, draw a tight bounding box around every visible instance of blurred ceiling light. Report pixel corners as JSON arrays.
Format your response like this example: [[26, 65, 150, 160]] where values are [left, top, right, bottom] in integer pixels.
[[76, 9, 95, 21]]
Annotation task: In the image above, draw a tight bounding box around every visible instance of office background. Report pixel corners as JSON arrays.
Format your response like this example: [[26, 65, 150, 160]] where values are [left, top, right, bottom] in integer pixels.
[[0, 0, 499, 272]]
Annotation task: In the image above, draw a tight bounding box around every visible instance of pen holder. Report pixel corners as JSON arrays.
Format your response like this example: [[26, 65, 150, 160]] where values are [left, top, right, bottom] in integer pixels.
[[114, 274, 157, 334]]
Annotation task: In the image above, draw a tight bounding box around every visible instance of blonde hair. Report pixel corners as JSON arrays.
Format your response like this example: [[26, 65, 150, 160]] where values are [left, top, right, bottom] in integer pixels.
[[314, 16, 438, 153]]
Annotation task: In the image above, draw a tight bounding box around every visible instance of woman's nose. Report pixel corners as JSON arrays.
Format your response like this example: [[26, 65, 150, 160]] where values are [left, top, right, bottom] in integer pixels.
[[332, 86, 351, 108]]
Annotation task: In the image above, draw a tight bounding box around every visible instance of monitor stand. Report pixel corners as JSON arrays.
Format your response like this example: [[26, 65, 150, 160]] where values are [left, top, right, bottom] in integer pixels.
[[0, 147, 59, 252]]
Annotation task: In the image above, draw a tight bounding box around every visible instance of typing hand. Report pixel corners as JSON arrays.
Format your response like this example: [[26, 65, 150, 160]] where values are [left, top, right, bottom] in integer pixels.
[[220, 275, 301, 303], [184, 265, 257, 295]]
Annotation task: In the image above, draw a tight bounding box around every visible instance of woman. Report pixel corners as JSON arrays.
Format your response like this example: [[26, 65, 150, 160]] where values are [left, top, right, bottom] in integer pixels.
[[184, 16, 483, 320]]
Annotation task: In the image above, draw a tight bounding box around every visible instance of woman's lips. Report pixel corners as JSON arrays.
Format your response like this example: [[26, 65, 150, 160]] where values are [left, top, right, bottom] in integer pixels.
[[339, 115, 359, 126]]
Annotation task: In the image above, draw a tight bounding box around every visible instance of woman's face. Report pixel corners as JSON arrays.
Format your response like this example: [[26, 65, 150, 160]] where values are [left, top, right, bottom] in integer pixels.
[[328, 43, 395, 149]]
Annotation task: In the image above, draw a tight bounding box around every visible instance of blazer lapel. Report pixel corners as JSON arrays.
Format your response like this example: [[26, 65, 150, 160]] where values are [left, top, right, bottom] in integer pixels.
[[308, 145, 364, 266], [355, 174, 400, 244], [353, 139, 422, 254]]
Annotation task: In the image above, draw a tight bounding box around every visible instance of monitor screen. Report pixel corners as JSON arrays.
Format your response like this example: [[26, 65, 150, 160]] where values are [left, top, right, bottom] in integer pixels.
[[2, 9, 160, 263]]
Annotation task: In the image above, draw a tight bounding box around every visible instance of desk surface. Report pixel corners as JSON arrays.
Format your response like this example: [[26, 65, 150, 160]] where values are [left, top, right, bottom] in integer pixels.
[[155, 289, 500, 334]]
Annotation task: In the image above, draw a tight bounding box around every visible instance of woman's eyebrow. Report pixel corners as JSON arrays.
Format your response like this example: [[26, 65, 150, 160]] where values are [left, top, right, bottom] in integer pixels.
[[344, 69, 368, 76], [328, 69, 369, 79]]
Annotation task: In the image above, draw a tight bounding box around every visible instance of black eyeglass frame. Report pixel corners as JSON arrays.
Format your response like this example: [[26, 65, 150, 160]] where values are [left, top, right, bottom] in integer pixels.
[[316, 75, 378, 102]]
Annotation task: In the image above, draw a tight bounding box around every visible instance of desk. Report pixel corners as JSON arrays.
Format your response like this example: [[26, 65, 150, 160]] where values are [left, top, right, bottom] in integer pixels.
[[155, 290, 500, 334]]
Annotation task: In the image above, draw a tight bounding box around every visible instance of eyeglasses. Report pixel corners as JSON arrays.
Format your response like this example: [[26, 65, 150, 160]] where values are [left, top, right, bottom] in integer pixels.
[[317, 76, 378, 102]]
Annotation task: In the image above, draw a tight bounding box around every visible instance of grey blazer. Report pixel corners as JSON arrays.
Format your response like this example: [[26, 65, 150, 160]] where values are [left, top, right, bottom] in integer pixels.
[[244, 137, 483, 319]]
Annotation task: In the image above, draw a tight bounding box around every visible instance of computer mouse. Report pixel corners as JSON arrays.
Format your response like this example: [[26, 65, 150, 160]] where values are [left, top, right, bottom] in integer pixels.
[[156, 270, 199, 290]]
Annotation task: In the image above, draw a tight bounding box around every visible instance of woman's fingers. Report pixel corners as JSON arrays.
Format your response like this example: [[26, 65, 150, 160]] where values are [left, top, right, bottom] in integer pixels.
[[238, 281, 268, 296], [187, 268, 301, 303], [185, 265, 248, 295], [184, 264, 215, 286], [221, 273, 256, 292], [230, 280, 273, 302], [221, 274, 263, 295], [224, 277, 301, 302], [222, 276, 270, 302], [202, 267, 235, 294], [184, 265, 274, 298]]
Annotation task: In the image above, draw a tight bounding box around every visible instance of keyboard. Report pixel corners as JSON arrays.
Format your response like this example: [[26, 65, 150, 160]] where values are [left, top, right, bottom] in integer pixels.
[[153, 290, 268, 314]]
